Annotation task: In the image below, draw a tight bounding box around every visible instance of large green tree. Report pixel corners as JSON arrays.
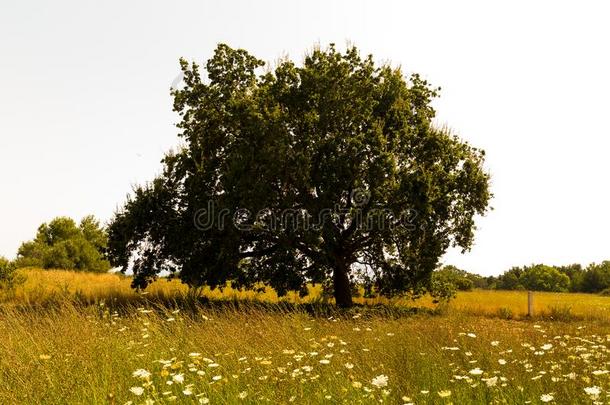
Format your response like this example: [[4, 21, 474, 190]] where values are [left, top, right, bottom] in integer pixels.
[[16, 216, 110, 272], [107, 44, 491, 307]]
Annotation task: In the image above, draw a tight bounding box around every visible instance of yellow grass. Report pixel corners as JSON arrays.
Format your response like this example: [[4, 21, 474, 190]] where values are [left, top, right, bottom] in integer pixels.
[[8, 269, 610, 321], [441, 289, 610, 321], [3, 269, 610, 404]]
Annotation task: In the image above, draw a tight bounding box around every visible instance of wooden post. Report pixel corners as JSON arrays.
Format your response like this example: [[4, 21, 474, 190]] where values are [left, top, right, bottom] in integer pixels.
[[527, 291, 534, 317]]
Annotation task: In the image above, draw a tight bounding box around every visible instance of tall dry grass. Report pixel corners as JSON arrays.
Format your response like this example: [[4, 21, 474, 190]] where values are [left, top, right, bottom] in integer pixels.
[[7, 269, 610, 321], [2, 269, 610, 404]]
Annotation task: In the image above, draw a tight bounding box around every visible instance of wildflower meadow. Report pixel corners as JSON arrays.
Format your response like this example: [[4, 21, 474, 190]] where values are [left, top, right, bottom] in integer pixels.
[[2, 269, 610, 404]]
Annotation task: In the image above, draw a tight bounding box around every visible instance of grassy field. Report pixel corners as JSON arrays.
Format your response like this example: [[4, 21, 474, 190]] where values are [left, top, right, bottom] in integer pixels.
[[2, 269, 610, 404], [8, 268, 610, 321]]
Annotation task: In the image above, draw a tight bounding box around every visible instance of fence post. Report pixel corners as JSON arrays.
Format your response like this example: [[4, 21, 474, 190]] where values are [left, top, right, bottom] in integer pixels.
[[527, 291, 534, 317]]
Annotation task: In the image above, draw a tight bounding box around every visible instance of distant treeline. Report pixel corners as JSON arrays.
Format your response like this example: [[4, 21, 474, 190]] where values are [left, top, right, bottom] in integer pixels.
[[435, 262, 610, 294]]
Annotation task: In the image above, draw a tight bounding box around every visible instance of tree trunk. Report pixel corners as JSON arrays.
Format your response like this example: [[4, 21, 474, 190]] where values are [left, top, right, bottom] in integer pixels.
[[333, 259, 353, 308]]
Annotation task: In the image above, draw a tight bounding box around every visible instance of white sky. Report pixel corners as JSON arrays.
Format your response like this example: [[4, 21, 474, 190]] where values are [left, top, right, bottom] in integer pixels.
[[1, 1, 608, 276]]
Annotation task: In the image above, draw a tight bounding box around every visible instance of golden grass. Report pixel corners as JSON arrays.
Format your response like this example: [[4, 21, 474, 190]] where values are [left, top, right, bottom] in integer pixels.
[[2, 269, 610, 404], [8, 269, 610, 321], [442, 289, 610, 321]]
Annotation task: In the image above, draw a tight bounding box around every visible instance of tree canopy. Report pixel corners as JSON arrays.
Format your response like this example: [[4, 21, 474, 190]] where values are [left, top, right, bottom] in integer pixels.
[[433, 265, 478, 291], [519, 264, 570, 292], [16, 216, 110, 272], [107, 44, 491, 307], [490, 262, 610, 293]]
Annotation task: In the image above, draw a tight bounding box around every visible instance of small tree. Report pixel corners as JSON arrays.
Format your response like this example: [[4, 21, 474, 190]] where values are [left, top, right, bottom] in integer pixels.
[[495, 267, 524, 290], [580, 261, 610, 293], [15, 216, 110, 272], [556, 263, 584, 292], [0, 256, 25, 292], [433, 265, 475, 291], [107, 44, 491, 307]]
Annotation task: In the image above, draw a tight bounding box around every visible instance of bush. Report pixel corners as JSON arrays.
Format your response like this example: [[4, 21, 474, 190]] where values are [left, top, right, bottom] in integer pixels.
[[0, 256, 25, 292], [497, 307, 514, 320], [580, 261, 610, 293], [433, 265, 475, 292], [15, 216, 110, 272], [429, 276, 457, 305]]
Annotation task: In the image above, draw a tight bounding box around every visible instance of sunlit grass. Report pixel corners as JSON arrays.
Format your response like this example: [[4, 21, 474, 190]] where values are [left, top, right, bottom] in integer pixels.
[[3, 269, 610, 404], [8, 269, 610, 321], [442, 289, 610, 321]]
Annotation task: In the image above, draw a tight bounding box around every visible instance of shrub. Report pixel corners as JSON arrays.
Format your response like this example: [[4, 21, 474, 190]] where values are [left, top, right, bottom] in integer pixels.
[[497, 307, 514, 320], [580, 261, 610, 293], [544, 305, 578, 322], [0, 256, 25, 292], [432, 265, 475, 292], [15, 216, 110, 272], [429, 276, 457, 305]]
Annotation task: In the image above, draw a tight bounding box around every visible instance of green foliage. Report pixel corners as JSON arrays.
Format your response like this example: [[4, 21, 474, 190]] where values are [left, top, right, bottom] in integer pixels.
[[0, 256, 25, 291], [579, 261, 610, 293], [555, 264, 584, 292], [428, 275, 457, 305], [519, 264, 570, 292], [495, 267, 520, 290], [495, 265, 569, 292], [107, 44, 491, 307], [463, 273, 495, 290], [15, 216, 110, 272], [433, 265, 475, 291], [494, 262, 610, 294]]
